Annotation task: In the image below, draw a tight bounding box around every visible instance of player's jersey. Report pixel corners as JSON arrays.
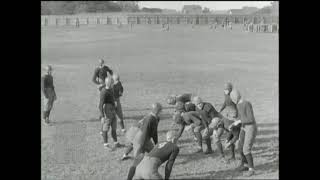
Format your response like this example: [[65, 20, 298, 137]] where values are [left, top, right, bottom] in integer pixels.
[[148, 141, 179, 165], [196, 102, 220, 121], [92, 65, 113, 85], [176, 93, 192, 104], [138, 113, 159, 145]]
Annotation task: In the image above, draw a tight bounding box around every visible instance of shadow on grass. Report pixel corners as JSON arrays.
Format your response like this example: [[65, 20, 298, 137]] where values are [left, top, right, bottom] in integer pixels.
[[257, 129, 279, 136], [257, 122, 278, 128], [174, 160, 278, 179]]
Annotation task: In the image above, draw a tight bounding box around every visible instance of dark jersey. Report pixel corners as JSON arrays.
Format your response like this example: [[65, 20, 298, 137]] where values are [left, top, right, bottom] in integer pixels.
[[148, 141, 180, 179], [176, 93, 192, 104], [220, 94, 237, 114], [113, 81, 123, 99], [196, 102, 220, 124], [139, 114, 159, 146], [92, 65, 113, 85], [237, 100, 256, 125], [99, 88, 115, 117], [41, 74, 54, 90]]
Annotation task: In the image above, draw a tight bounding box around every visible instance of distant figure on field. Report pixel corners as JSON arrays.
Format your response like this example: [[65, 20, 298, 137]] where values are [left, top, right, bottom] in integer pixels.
[[41, 65, 57, 125]]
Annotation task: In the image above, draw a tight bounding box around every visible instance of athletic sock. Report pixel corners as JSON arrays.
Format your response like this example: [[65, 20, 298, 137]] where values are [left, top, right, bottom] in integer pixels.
[[245, 153, 254, 169], [240, 152, 248, 165], [206, 138, 212, 151], [216, 142, 224, 157], [102, 131, 108, 143], [230, 144, 235, 159], [127, 166, 136, 180], [195, 132, 202, 149]]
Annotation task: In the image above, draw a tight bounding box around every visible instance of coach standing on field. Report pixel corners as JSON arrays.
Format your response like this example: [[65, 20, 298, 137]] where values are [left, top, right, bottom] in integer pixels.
[[41, 65, 57, 125]]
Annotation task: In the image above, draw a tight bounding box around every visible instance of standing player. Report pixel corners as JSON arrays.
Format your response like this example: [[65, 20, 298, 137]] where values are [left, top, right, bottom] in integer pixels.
[[41, 65, 57, 125], [219, 82, 238, 120], [127, 131, 180, 180], [121, 103, 163, 160], [112, 74, 125, 134], [92, 59, 113, 91], [99, 77, 120, 150], [229, 89, 258, 176]]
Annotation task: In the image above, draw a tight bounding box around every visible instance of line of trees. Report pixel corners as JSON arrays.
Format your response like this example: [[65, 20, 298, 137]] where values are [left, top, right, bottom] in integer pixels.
[[41, 1, 140, 15]]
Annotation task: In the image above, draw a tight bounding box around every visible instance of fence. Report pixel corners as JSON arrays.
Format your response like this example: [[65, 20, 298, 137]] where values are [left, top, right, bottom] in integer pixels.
[[41, 14, 278, 28]]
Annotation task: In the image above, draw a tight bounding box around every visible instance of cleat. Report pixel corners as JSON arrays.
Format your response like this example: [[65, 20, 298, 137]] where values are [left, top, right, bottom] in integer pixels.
[[236, 165, 249, 172], [114, 142, 121, 148], [204, 150, 213, 154], [104, 143, 113, 151], [121, 154, 130, 161], [194, 148, 203, 153], [244, 169, 255, 176], [121, 129, 126, 133]]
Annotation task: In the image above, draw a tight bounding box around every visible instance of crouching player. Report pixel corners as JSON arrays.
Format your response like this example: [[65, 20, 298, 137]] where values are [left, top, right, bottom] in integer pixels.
[[209, 117, 241, 162], [193, 96, 222, 154], [121, 103, 162, 160], [229, 89, 258, 176], [174, 110, 205, 153], [99, 77, 120, 150], [127, 131, 180, 180]]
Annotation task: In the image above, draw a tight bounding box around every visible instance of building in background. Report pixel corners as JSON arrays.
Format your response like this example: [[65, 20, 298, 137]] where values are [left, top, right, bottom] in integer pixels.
[[182, 5, 202, 14]]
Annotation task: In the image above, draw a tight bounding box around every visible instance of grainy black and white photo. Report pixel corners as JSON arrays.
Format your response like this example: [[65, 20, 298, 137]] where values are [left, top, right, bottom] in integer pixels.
[[41, 1, 279, 179]]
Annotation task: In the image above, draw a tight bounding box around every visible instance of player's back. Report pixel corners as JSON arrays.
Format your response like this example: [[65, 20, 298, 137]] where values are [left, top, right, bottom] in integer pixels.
[[147, 141, 179, 163]]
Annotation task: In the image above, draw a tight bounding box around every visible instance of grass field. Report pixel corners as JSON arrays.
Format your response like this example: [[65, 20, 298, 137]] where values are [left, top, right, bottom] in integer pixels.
[[41, 24, 278, 180]]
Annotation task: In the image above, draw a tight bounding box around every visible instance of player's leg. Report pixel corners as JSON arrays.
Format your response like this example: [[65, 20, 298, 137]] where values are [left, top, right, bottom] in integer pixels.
[[243, 125, 258, 176], [193, 125, 204, 153], [115, 98, 125, 132], [236, 129, 249, 171], [213, 127, 225, 158]]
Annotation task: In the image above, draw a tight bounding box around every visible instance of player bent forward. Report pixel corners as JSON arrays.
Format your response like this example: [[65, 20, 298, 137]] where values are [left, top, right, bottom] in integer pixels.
[[209, 117, 241, 162], [127, 131, 180, 180], [193, 96, 223, 154], [121, 103, 163, 160]]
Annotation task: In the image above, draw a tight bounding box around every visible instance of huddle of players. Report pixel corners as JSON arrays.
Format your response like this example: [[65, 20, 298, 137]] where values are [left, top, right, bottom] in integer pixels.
[[164, 82, 258, 177]]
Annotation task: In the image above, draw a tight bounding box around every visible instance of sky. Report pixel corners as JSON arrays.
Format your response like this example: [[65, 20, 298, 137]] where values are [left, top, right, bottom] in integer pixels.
[[139, 1, 273, 11]]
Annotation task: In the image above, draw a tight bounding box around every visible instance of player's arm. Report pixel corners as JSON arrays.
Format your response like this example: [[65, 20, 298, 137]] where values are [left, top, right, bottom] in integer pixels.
[[219, 97, 227, 113], [92, 68, 100, 85], [176, 123, 185, 140], [140, 119, 151, 146], [119, 82, 124, 97], [228, 126, 241, 145], [151, 121, 158, 145], [165, 146, 180, 180], [199, 111, 209, 129], [41, 76, 48, 98], [98, 89, 106, 118]]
